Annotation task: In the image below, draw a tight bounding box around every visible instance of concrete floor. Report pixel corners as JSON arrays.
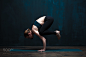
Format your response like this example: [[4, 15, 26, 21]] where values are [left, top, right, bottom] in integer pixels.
[[1, 46, 86, 57]]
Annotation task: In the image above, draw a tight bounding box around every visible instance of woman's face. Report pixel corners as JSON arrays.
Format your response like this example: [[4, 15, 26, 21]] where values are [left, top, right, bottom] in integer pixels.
[[27, 31, 33, 39]]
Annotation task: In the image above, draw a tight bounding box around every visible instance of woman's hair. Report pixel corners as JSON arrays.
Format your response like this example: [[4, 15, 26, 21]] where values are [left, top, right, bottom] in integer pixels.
[[24, 28, 31, 38]]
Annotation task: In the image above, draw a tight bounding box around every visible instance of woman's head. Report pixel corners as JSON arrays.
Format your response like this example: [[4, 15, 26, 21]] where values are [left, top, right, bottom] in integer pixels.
[[24, 28, 33, 39]]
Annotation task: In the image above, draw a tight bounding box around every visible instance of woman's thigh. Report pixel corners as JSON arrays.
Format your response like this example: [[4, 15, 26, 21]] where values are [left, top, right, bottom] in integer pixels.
[[40, 17, 54, 32]]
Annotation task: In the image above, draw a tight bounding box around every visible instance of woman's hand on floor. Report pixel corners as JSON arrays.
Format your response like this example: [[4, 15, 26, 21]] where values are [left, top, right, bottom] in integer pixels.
[[38, 49, 45, 52]]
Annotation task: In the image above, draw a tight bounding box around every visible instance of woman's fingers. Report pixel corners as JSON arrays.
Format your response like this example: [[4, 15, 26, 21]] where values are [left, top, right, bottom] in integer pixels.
[[38, 49, 45, 52]]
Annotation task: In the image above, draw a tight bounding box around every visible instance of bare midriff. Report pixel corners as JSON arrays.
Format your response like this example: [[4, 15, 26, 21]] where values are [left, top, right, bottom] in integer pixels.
[[32, 16, 46, 31], [36, 16, 46, 25]]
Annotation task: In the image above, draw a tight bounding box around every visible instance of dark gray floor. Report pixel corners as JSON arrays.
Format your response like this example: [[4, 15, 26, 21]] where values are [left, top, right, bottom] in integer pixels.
[[1, 46, 86, 57]]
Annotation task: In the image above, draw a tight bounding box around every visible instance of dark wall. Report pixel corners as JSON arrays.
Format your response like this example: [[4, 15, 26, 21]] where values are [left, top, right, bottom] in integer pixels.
[[1, 0, 86, 46]]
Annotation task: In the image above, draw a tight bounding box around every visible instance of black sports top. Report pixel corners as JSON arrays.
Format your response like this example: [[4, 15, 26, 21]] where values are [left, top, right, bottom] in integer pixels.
[[33, 21, 42, 30]]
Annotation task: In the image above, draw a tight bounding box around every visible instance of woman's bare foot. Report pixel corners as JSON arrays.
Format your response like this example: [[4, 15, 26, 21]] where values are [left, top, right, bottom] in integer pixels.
[[55, 30, 61, 40]]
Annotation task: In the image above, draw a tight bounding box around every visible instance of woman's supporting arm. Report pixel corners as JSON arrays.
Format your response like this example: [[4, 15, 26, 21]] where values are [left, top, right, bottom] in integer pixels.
[[32, 29, 46, 51], [39, 36, 46, 50]]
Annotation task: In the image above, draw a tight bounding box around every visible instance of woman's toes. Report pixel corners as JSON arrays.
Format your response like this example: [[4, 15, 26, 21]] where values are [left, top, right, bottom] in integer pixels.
[[55, 30, 61, 40]]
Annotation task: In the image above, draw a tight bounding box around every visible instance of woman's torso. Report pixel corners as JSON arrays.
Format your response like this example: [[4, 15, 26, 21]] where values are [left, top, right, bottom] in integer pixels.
[[32, 16, 46, 31]]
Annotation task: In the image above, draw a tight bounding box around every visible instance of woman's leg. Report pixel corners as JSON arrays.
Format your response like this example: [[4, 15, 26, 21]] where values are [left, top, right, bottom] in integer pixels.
[[39, 16, 56, 36]]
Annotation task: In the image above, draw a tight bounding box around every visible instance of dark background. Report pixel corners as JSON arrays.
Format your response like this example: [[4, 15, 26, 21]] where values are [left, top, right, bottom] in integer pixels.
[[1, 0, 86, 46]]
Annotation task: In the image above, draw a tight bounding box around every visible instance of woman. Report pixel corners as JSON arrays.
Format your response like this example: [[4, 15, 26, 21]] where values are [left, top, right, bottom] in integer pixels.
[[24, 16, 61, 52]]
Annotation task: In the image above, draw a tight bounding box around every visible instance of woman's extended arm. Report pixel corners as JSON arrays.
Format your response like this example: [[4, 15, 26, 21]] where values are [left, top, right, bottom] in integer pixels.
[[32, 29, 46, 51]]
